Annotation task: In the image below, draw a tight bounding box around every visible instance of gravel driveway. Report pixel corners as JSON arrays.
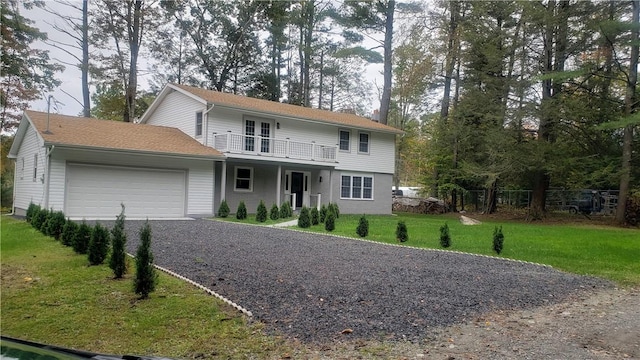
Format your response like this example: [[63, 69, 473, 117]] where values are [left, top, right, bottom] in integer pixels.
[[119, 219, 610, 343]]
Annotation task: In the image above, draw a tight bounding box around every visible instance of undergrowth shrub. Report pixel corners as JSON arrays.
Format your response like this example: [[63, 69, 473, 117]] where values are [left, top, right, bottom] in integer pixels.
[[327, 203, 340, 218], [356, 215, 369, 237], [324, 210, 335, 231], [269, 204, 280, 220], [493, 226, 504, 254], [217, 200, 230, 218], [310, 207, 319, 225], [624, 190, 640, 226], [73, 220, 92, 254], [298, 206, 311, 228], [236, 201, 247, 220], [439, 223, 451, 248], [134, 221, 157, 299], [279, 201, 292, 218], [88, 222, 110, 265], [110, 205, 127, 278], [46, 211, 66, 240], [61, 219, 78, 246], [396, 221, 408, 242], [256, 200, 267, 222]]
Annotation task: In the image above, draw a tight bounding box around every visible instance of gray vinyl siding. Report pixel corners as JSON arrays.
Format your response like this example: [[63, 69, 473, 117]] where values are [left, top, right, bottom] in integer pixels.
[[330, 172, 393, 215], [13, 123, 46, 213]]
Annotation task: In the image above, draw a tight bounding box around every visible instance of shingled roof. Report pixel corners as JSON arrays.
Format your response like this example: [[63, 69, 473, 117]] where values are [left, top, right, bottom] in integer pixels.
[[167, 83, 403, 134], [21, 110, 224, 159]]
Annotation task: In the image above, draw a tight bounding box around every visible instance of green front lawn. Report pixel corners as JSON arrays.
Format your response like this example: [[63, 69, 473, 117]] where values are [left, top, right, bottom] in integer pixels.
[[294, 213, 640, 286]]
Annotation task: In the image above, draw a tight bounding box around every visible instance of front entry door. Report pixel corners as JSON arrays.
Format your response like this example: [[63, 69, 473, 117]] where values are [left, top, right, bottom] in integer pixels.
[[285, 170, 309, 208]]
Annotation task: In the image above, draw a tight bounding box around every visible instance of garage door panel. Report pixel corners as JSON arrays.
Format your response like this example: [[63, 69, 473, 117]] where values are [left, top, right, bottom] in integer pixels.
[[66, 164, 186, 218]]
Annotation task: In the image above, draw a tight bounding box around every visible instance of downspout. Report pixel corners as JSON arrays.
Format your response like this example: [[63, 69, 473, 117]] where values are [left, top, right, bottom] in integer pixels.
[[203, 103, 215, 146], [43, 145, 55, 209], [10, 159, 17, 215]]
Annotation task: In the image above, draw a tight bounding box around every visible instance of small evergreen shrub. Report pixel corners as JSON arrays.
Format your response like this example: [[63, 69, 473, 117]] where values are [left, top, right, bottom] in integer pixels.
[[624, 190, 640, 226], [356, 215, 369, 237], [269, 204, 280, 220], [32, 207, 47, 232], [396, 221, 408, 242], [37, 208, 51, 234], [73, 221, 92, 254], [310, 207, 319, 225], [256, 200, 268, 222], [439, 223, 451, 248], [61, 219, 78, 247], [110, 205, 128, 278], [324, 210, 336, 231], [134, 221, 157, 299], [236, 201, 247, 220], [328, 203, 340, 218], [217, 200, 230, 218], [493, 226, 504, 254], [279, 201, 292, 218], [46, 211, 66, 240], [319, 204, 327, 223], [88, 222, 110, 265], [26, 202, 39, 223], [298, 206, 311, 228]]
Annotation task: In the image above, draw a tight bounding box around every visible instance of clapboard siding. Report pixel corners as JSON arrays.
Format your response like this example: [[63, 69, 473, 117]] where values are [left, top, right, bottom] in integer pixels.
[[13, 124, 46, 211], [47, 156, 66, 211], [145, 90, 205, 140]]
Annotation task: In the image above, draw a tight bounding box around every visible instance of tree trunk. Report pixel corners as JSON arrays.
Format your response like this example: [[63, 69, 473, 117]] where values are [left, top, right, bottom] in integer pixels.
[[82, 0, 90, 117], [378, 0, 394, 125], [616, 0, 639, 224], [124, 0, 142, 123], [484, 179, 498, 214]]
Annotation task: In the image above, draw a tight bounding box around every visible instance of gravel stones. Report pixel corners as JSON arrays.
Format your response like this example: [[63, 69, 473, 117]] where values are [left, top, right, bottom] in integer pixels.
[[119, 219, 611, 343]]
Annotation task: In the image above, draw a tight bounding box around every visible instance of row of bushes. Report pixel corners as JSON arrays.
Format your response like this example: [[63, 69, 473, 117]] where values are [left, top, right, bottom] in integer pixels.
[[297, 203, 340, 231], [217, 200, 294, 222], [25, 203, 157, 299]]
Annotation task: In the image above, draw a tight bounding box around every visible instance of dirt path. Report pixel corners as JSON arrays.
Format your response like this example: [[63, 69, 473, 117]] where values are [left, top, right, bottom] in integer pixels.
[[304, 287, 639, 359]]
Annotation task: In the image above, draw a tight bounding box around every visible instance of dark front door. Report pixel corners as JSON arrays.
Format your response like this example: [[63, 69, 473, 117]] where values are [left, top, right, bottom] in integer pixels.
[[291, 172, 304, 208]]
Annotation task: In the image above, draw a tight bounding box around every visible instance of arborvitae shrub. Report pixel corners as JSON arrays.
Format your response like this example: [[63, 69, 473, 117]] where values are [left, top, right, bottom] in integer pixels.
[[493, 226, 504, 254], [298, 206, 311, 228], [134, 221, 157, 299], [26, 202, 38, 223], [236, 201, 247, 220], [88, 222, 110, 265], [319, 204, 327, 223], [310, 207, 319, 225], [396, 221, 408, 242], [61, 219, 78, 246], [46, 211, 66, 240], [110, 205, 127, 278], [328, 203, 340, 218], [269, 204, 280, 220], [324, 211, 336, 231], [217, 200, 230, 218], [279, 201, 292, 218], [32, 208, 47, 232], [38, 208, 51, 234], [356, 215, 369, 237], [73, 221, 92, 254], [256, 200, 268, 222], [439, 223, 451, 248]]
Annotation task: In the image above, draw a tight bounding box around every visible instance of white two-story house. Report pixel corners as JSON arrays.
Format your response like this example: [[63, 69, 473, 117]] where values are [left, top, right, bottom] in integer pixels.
[[141, 84, 402, 215], [8, 83, 401, 219]]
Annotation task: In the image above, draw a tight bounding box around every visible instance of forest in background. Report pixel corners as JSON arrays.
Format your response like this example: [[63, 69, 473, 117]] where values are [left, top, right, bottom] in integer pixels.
[[1, 0, 638, 222]]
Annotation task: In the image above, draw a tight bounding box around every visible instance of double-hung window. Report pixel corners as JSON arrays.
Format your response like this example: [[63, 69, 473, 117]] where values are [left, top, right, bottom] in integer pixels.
[[358, 132, 370, 154], [195, 111, 203, 136], [339, 130, 350, 151], [234, 166, 253, 192], [340, 174, 374, 200]]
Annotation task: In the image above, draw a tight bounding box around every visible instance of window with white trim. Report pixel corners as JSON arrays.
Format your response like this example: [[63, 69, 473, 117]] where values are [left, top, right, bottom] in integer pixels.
[[195, 111, 203, 136], [339, 130, 350, 151], [358, 132, 370, 153], [340, 174, 374, 200], [32, 154, 38, 182], [234, 166, 253, 192]]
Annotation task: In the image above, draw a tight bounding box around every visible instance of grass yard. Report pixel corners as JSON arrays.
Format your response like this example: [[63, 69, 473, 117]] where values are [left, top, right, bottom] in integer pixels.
[[0, 216, 292, 359], [293, 213, 640, 287]]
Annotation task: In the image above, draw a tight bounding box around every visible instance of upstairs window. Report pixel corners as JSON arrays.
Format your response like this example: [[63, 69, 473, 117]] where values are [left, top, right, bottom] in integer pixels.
[[32, 154, 38, 182], [195, 111, 203, 136], [339, 130, 350, 151], [234, 166, 253, 192], [358, 132, 370, 154]]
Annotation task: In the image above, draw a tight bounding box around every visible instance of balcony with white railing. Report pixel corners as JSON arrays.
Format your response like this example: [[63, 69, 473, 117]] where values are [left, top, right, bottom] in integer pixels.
[[212, 132, 338, 163]]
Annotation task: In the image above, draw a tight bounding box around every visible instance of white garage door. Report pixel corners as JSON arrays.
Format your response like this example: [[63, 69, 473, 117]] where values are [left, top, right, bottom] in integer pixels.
[[66, 164, 186, 218]]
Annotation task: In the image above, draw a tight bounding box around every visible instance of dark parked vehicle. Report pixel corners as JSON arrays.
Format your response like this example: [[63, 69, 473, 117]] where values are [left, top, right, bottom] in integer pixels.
[[565, 190, 617, 215]]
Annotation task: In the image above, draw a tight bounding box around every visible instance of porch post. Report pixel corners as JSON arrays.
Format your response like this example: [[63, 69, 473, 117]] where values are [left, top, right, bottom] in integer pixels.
[[276, 165, 282, 206], [221, 162, 227, 205]]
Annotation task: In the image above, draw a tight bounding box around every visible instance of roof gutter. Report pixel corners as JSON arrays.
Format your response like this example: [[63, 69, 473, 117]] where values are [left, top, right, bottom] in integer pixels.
[[43, 142, 226, 162]]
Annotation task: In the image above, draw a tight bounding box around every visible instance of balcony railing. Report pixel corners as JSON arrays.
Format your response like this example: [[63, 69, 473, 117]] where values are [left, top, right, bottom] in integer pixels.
[[213, 132, 337, 163]]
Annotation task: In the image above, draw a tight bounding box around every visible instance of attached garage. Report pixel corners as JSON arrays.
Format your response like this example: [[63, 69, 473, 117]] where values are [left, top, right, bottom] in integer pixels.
[[65, 164, 186, 218]]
